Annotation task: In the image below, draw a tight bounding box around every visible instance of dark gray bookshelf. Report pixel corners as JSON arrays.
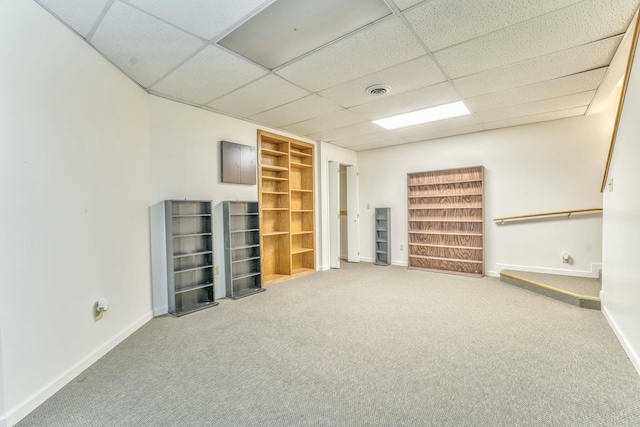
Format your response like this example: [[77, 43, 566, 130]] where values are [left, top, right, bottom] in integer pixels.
[[375, 207, 391, 266], [165, 200, 218, 316], [223, 201, 265, 299]]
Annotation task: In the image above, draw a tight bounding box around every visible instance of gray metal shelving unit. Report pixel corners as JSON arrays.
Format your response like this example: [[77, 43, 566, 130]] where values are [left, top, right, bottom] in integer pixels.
[[223, 201, 265, 299], [165, 200, 218, 316], [375, 207, 391, 266]]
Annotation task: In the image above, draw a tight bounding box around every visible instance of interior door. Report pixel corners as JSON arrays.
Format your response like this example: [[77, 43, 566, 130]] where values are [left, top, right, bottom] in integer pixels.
[[328, 161, 340, 268], [346, 165, 360, 262]]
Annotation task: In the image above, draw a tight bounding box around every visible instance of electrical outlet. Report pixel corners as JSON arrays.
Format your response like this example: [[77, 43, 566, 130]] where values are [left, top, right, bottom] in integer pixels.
[[94, 303, 103, 322], [400, 244, 404, 251], [215, 265, 219, 275], [367, 203, 370, 209]]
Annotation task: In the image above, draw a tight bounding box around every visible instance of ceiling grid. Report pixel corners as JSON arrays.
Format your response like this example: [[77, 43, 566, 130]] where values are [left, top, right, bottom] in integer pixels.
[[34, 0, 640, 151]]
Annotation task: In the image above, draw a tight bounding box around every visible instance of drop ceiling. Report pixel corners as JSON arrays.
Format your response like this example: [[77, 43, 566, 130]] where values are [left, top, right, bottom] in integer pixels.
[[36, 0, 640, 151]]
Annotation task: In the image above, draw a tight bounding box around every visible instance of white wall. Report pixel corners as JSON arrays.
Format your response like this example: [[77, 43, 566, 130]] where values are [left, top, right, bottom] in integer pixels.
[[357, 110, 616, 277], [0, 340, 4, 427], [602, 41, 640, 375], [317, 141, 359, 270], [148, 96, 318, 302], [0, 1, 152, 425]]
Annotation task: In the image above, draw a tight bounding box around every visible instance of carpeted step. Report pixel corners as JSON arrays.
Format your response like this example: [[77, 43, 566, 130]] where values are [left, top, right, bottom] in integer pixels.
[[500, 269, 601, 310]]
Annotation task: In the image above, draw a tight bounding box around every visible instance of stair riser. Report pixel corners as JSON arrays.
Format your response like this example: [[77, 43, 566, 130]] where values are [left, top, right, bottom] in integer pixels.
[[501, 275, 601, 310]]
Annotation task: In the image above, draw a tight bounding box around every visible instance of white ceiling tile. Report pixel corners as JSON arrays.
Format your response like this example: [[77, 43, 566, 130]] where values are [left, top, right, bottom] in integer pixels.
[[391, 114, 481, 137], [37, 0, 109, 38], [309, 121, 382, 142], [276, 17, 425, 92], [466, 68, 607, 113], [282, 110, 364, 136], [435, 0, 638, 78], [405, 0, 583, 52], [206, 74, 309, 117], [90, 1, 204, 87], [402, 125, 485, 143], [125, 0, 272, 40], [219, 0, 391, 69], [476, 91, 595, 123], [150, 46, 267, 104], [348, 82, 460, 120], [319, 56, 446, 108], [249, 95, 342, 128], [482, 107, 588, 130], [453, 36, 622, 98], [346, 138, 410, 151], [391, 0, 425, 11], [327, 130, 402, 148]]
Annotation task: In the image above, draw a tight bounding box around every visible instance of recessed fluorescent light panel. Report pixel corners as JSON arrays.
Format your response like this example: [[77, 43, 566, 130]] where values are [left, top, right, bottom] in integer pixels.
[[373, 101, 471, 130], [219, 0, 391, 69]]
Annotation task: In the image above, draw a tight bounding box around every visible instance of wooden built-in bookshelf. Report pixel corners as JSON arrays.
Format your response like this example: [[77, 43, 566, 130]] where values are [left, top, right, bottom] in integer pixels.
[[258, 130, 315, 285], [407, 166, 484, 277]]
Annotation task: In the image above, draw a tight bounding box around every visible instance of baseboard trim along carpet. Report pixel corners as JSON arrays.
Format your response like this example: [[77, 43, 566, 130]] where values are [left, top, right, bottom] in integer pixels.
[[602, 297, 640, 377], [496, 262, 602, 278], [153, 306, 168, 317], [5, 312, 153, 426], [360, 257, 408, 267]]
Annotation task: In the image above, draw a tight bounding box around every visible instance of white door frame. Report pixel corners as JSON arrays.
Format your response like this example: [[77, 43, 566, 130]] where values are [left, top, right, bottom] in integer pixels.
[[328, 161, 340, 269], [346, 165, 360, 263]]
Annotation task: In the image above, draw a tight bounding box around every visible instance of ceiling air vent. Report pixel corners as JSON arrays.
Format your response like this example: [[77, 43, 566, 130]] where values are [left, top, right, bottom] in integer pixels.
[[366, 84, 391, 96]]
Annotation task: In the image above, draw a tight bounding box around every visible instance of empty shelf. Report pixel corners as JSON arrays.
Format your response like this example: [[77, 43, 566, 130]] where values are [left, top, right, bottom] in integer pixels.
[[263, 231, 289, 236], [262, 164, 288, 172], [173, 250, 213, 258], [230, 228, 260, 233], [174, 265, 213, 274], [232, 256, 261, 263], [291, 247, 314, 254], [174, 282, 214, 295], [232, 271, 261, 281], [231, 244, 260, 250], [408, 254, 482, 264], [290, 162, 312, 168], [261, 148, 288, 157], [172, 232, 212, 238]]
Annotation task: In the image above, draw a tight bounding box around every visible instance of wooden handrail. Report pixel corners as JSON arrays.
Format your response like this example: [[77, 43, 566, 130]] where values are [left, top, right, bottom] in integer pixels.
[[494, 208, 602, 223], [601, 10, 640, 193]]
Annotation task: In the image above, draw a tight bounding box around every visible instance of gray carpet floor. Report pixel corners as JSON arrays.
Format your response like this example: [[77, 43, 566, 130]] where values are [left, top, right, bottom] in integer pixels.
[[502, 270, 601, 297], [18, 263, 640, 426]]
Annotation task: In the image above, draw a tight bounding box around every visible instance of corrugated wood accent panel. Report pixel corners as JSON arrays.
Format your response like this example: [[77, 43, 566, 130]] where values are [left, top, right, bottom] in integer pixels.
[[407, 166, 484, 277]]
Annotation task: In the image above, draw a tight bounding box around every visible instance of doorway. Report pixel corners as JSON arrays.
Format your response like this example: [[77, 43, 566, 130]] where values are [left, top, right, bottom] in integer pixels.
[[329, 161, 359, 269]]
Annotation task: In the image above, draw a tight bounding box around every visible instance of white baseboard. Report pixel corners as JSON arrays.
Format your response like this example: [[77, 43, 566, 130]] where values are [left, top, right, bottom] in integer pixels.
[[485, 270, 500, 278], [495, 262, 602, 278], [3, 311, 153, 426], [153, 306, 168, 317], [358, 257, 408, 267], [601, 295, 640, 377], [318, 265, 330, 271]]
